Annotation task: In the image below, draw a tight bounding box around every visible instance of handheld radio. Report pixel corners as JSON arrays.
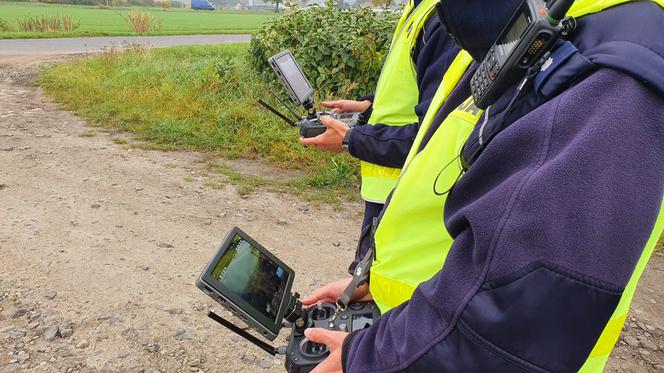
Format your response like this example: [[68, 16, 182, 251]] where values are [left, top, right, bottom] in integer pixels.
[[470, 0, 577, 109]]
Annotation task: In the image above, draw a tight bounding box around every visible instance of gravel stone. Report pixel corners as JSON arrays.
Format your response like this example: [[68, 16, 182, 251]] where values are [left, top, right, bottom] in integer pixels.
[[45, 292, 57, 300], [8, 308, 27, 318], [147, 343, 159, 353], [158, 243, 174, 249], [188, 359, 201, 367], [171, 328, 185, 338], [624, 336, 639, 347], [258, 359, 272, 369], [6, 329, 26, 340], [16, 351, 29, 363], [44, 326, 59, 341], [639, 339, 658, 351], [1, 363, 20, 373], [276, 219, 288, 225], [76, 340, 90, 349]]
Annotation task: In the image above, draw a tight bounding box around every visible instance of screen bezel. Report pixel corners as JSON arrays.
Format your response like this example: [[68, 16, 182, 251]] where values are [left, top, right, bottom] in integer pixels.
[[268, 50, 314, 106], [199, 227, 295, 338]]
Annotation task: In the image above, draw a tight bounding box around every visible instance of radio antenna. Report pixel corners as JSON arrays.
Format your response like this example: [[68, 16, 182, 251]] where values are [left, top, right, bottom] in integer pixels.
[[207, 310, 283, 356], [268, 89, 302, 121], [546, 0, 576, 24], [257, 99, 298, 127]]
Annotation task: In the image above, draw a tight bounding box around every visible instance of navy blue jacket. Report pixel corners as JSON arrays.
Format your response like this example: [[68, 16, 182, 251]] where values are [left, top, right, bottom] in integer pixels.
[[343, 2, 664, 371], [347, 14, 460, 169]]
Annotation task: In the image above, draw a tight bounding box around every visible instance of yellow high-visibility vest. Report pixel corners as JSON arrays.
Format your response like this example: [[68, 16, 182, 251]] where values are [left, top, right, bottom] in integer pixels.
[[360, 0, 440, 204]]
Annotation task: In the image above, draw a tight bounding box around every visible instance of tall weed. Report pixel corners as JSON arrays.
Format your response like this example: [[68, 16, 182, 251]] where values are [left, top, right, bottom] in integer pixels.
[[15, 15, 79, 32], [0, 18, 15, 32], [124, 10, 162, 33]]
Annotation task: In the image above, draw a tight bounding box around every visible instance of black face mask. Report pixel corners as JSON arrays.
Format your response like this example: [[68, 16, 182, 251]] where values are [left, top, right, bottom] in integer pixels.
[[437, 0, 524, 62]]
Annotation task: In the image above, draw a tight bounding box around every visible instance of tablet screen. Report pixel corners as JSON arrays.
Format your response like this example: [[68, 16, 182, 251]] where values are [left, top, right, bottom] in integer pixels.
[[209, 233, 290, 323], [273, 52, 312, 105]]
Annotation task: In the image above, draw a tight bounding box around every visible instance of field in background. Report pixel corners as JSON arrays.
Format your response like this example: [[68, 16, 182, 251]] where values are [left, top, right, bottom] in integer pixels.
[[0, 2, 278, 38], [38, 44, 359, 202]]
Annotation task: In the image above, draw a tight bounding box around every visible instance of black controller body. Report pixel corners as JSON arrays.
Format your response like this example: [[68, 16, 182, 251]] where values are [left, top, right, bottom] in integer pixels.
[[285, 302, 379, 373], [298, 112, 363, 138]]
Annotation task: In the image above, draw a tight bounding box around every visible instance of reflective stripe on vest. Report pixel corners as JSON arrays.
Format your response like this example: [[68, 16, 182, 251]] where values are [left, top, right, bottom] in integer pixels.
[[369, 1, 663, 370], [370, 52, 476, 311], [360, 0, 440, 203]]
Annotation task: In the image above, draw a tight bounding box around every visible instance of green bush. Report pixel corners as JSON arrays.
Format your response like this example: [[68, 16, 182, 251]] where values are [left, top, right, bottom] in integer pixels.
[[249, 2, 398, 101]]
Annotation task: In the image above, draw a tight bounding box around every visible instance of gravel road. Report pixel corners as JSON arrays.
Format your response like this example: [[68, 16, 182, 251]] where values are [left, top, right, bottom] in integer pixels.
[[0, 34, 251, 56], [0, 53, 662, 373]]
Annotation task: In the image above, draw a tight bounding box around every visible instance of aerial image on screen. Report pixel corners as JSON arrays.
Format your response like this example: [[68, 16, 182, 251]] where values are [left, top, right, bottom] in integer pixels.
[[210, 234, 289, 322]]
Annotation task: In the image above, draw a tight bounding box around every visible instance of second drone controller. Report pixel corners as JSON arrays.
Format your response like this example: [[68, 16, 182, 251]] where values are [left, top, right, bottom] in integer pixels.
[[297, 112, 363, 138], [284, 302, 379, 373]]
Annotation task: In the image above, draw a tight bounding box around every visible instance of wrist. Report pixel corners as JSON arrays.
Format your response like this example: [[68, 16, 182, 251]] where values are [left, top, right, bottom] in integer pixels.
[[342, 126, 353, 152]]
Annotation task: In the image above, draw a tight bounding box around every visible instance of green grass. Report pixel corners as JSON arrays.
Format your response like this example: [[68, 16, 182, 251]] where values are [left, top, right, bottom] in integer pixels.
[[0, 2, 279, 38], [38, 43, 359, 203]]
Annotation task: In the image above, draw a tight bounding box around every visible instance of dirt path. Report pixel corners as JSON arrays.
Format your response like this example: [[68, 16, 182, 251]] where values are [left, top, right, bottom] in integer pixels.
[[0, 55, 662, 373]]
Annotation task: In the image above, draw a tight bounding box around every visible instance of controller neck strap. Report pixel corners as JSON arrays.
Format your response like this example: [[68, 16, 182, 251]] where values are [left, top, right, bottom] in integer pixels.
[[337, 218, 378, 309]]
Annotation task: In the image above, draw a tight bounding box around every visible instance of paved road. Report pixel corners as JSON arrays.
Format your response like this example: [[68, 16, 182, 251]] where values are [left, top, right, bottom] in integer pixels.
[[0, 34, 251, 55]]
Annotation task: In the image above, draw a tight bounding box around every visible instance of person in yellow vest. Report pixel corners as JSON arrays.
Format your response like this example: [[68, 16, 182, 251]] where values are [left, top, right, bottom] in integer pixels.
[[300, 0, 460, 273], [302, 0, 664, 371]]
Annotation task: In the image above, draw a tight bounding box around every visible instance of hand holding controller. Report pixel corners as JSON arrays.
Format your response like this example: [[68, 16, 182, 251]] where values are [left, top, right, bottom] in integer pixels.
[[285, 302, 379, 373]]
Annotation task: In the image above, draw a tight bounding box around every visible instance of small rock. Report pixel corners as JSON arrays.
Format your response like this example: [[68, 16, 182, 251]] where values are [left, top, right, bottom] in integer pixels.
[[624, 336, 639, 347], [19, 146, 30, 151], [1, 363, 20, 373], [188, 359, 201, 367], [0, 184, 7, 191], [167, 308, 184, 315], [57, 346, 74, 357], [118, 351, 130, 358], [654, 364, 664, 372], [216, 212, 227, 218], [0, 147, 14, 151], [171, 328, 186, 338], [6, 329, 26, 340], [332, 241, 341, 247], [229, 335, 241, 343], [45, 292, 57, 300], [138, 368, 161, 373], [639, 339, 658, 351], [76, 340, 90, 349], [44, 326, 59, 341], [174, 349, 185, 358], [158, 243, 174, 249], [90, 204, 101, 209], [27, 311, 41, 321], [298, 204, 310, 212], [27, 322, 39, 330], [638, 348, 651, 357], [276, 219, 288, 225], [58, 322, 73, 338], [16, 351, 29, 363], [8, 308, 27, 318], [146, 343, 159, 353], [258, 359, 273, 369], [204, 220, 213, 226], [143, 266, 150, 271]]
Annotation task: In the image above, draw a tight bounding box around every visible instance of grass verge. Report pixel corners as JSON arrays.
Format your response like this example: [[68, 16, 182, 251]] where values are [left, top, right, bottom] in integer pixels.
[[38, 43, 360, 203], [0, 2, 278, 38]]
